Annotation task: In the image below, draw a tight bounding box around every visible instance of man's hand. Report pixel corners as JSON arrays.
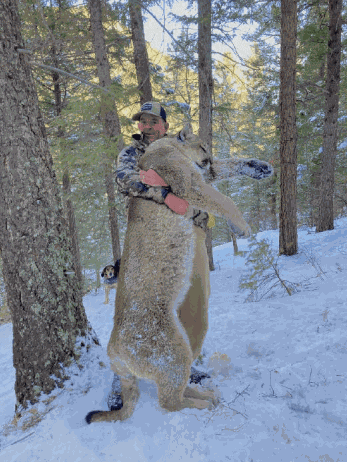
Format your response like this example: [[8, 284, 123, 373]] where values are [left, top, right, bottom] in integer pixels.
[[164, 194, 189, 215], [140, 169, 189, 215], [139, 169, 167, 187]]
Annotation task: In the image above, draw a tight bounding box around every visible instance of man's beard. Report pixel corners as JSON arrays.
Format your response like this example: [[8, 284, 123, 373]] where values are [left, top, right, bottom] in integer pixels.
[[142, 133, 157, 145]]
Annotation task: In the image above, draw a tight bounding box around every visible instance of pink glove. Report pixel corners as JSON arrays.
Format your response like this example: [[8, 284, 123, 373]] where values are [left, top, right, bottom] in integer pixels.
[[139, 169, 189, 215]]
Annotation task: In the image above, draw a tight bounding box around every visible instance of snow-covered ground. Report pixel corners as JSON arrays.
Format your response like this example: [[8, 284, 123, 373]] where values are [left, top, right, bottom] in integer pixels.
[[1, 218, 347, 462]]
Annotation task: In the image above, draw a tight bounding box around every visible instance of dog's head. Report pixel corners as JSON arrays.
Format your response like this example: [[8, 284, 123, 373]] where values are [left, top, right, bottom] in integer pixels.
[[101, 259, 121, 279], [101, 265, 115, 280]]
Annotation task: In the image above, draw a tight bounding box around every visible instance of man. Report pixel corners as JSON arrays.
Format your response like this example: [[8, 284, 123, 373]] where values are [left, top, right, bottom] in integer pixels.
[[115, 101, 211, 231], [107, 102, 212, 412]]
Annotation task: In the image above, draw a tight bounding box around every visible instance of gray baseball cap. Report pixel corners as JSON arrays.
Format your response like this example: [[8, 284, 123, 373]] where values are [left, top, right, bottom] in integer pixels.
[[132, 101, 167, 122]]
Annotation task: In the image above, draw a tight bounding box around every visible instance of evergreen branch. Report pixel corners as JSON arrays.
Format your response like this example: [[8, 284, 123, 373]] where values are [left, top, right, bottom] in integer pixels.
[[213, 50, 258, 71], [34, 0, 59, 49], [142, 6, 190, 60], [271, 263, 292, 296], [297, 80, 329, 95]]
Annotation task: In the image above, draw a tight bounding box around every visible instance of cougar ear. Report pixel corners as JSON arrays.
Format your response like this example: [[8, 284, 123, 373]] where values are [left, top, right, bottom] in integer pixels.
[[180, 123, 193, 141]]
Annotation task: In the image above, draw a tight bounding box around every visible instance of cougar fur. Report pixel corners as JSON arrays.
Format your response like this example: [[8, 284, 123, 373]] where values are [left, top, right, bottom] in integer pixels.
[[86, 124, 256, 423]]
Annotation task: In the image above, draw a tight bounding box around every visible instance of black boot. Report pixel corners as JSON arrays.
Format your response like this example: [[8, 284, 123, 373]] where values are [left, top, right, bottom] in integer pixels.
[[107, 374, 123, 411], [190, 366, 211, 385]]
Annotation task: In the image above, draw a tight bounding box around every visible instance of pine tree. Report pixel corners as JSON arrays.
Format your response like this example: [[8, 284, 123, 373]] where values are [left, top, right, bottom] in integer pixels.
[[0, 0, 99, 413]]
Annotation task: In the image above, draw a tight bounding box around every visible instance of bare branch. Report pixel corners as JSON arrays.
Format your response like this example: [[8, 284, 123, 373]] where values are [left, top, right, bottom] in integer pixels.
[[28, 61, 111, 94], [16, 48, 111, 93]]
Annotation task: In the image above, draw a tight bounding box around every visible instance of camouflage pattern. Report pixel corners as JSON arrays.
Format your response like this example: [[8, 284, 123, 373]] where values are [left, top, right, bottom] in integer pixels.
[[115, 132, 209, 231]]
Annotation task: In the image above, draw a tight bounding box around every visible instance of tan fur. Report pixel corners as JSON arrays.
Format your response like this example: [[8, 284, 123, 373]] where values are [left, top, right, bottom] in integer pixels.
[[101, 265, 118, 304], [87, 125, 251, 423]]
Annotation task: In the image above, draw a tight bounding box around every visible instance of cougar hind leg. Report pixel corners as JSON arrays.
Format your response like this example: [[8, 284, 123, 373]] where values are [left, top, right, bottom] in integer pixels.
[[157, 370, 212, 412], [154, 332, 212, 413], [178, 227, 210, 361], [183, 385, 219, 407]]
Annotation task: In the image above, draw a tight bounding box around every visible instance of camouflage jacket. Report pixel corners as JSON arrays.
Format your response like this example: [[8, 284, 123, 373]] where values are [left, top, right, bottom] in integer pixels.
[[115, 132, 209, 231]]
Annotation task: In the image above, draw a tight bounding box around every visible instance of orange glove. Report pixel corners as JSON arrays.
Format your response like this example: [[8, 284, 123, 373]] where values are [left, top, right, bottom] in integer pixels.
[[139, 169, 189, 215]]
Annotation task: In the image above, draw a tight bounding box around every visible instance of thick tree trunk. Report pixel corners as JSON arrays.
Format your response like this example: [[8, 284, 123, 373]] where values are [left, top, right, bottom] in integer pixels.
[[198, 0, 215, 270], [88, 0, 123, 263], [0, 0, 99, 412], [129, 0, 152, 104], [279, 0, 298, 256], [316, 0, 342, 232]]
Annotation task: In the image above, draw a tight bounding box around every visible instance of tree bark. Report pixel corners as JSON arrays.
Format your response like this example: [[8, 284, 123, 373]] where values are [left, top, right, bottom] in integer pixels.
[[129, 0, 153, 104], [268, 169, 278, 229], [0, 0, 99, 412], [198, 0, 215, 270], [62, 170, 83, 286], [88, 0, 123, 263], [316, 0, 342, 232], [279, 0, 298, 256]]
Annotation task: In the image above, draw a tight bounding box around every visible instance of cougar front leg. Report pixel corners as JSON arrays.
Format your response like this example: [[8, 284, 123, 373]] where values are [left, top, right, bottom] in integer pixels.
[[185, 178, 251, 237]]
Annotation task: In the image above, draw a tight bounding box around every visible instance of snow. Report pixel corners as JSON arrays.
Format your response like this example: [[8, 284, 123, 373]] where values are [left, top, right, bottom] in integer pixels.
[[338, 139, 347, 150], [1, 218, 347, 461]]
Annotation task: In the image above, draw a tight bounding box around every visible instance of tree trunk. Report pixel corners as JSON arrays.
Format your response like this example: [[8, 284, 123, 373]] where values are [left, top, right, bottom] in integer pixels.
[[0, 0, 99, 412], [309, 157, 321, 227], [268, 169, 278, 229], [230, 231, 239, 254], [88, 0, 123, 263], [51, 37, 83, 288], [62, 170, 83, 286], [279, 0, 298, 256], [129, 0, 153, 104], [316, 0, 342, 232], [198, 0, 215, 271]]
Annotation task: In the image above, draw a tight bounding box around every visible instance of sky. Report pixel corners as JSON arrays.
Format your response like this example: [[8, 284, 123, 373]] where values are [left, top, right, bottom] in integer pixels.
[[141, 1, 257, 63], [73, 0, 258, 65], [1, 217, 347, 461]]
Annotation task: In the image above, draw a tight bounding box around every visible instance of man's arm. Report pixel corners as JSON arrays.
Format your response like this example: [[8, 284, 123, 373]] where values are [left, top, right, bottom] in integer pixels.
[[115, 145, 170, 203]]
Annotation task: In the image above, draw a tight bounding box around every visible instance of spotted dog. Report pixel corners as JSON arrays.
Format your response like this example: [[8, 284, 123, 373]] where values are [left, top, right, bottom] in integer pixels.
[[101, 259, 121, 304]]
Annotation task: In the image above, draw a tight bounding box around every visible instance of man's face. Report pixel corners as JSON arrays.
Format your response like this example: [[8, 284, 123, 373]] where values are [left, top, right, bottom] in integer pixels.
[[138, 114, 169, 144]]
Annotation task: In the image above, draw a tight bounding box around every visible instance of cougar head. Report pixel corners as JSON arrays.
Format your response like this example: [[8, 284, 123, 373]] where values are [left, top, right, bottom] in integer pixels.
[[179, 123, 214, 176]]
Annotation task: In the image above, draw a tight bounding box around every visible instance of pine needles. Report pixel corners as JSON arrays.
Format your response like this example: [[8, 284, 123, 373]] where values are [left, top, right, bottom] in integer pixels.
[[239, 236, 300, 302]]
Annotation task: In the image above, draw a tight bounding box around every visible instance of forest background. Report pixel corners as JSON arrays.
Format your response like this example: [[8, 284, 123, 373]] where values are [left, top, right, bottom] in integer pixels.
[[1, 0, 346, 324]]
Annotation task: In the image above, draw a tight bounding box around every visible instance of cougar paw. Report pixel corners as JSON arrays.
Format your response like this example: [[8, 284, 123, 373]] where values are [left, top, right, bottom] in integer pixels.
[[208, 390, 220, 408], [198, 388, 220, 408], [227, 220, 251, 238], [190, 370, 211, 384], [239, 159, 273, 179]]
